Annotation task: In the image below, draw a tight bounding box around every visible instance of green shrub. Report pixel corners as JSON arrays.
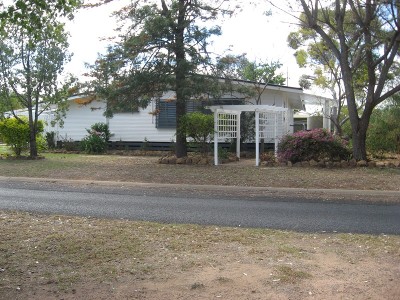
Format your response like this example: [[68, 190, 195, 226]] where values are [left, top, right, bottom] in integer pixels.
[[45, 131, 56, 149], [169, 138, 176, 154], [80, 123, 109, 154], [367, 105, 400, 156], [80, 134, 107, 154], [0, 117, 44, 156], [36, 134, 48, 152], [277, 128, 350, 163], [180, 112, 214, 156], [218, 146, 229, 160], [240, 111, 255, 144], [90, 122, 111, 141]]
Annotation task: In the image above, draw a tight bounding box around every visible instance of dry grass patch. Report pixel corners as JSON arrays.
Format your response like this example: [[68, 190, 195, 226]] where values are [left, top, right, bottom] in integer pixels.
[[0, 153, 399, 193], [1, 211, 399, 299], [273, 265, 312, 283]]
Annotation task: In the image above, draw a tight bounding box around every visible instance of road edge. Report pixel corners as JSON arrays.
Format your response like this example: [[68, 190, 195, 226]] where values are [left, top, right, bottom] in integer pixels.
[[1, 175, 400, 198]]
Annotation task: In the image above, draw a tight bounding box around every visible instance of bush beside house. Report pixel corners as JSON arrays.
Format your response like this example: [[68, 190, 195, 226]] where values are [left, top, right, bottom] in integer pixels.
[[180, 112, 214, 156], [80, 123, 111, 154], [0, 117, 44, 157], [277, 129, 351, 164]]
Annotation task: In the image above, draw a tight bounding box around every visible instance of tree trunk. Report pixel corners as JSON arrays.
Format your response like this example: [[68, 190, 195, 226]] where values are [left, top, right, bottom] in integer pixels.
[[28, 113, 38, 158], [351, 125, 368, 161], [175, 97, 187, 158], [174, 0, 187, 158], [351, 104, 373, 161], [27, 95, 38, 158], [29, 129, 38, 158]]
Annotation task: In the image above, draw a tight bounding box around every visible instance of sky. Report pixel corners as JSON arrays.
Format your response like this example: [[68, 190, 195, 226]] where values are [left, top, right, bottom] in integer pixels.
[[64, 1, 305, 87]]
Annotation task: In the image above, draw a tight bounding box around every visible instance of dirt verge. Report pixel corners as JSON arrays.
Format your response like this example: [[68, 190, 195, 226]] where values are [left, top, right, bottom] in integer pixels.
[[1, 211, 399, 300]]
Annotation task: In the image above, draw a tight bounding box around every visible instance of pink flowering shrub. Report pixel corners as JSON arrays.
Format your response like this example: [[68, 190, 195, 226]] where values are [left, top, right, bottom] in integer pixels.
[[277, 128, 350, 163]]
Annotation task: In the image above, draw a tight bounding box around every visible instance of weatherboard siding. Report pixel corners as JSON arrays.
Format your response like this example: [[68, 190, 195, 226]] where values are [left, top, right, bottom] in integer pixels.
[[54, 99, 176, 142], [54, 99, 107, 141], [54, 89, 298, 142], [108, 102, 176, 142]]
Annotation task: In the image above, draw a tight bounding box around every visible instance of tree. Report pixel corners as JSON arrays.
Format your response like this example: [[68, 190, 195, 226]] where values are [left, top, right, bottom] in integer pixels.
[[0, 0, 80, 157], [0, 93, 22, 118], [87, 0, 236, 158], [216, 54, 286, 104], [216, 54, 286, 150], [287, 11, 370, 137], [0, 0, 80, 35], [288, 21, 348, 135], [284, 0, 400, 160]]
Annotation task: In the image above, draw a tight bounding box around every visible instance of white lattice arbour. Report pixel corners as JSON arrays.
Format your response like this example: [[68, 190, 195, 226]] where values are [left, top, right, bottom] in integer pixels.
[[208, 105, 288, 166], [216, 112, 238, 139], [213, 109, 241, 164]]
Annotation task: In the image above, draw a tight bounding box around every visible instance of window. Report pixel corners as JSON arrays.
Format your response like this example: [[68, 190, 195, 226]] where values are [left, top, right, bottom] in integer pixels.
[[156, 100, 176, 128], [156, 99, 203, 128], [155, 98, 245, 128]]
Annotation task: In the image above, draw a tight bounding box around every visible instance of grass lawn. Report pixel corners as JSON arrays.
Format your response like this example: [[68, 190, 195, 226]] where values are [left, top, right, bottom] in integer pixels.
[[0, 152, 399, 191]]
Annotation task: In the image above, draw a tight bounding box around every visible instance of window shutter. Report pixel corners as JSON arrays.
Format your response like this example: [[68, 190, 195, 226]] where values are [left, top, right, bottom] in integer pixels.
[[156, 100, 176, 128]]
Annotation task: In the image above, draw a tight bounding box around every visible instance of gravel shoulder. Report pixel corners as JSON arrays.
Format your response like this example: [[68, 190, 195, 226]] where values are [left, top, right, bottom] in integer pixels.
[[1, 175, 400, 204]]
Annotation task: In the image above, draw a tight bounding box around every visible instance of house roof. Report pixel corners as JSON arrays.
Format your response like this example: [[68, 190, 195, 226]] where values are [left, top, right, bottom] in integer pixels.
[[221, 77, 303, 92], [68, 79, 331, 110], [207, 105, 288, 114], [300, 93, 335, 105]]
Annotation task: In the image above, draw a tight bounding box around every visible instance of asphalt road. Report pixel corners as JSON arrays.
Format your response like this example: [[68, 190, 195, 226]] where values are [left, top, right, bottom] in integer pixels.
[[0, 179, 399, 235]]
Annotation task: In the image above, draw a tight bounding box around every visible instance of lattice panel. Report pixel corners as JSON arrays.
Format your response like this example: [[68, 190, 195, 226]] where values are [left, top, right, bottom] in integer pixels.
[[258, 111, 286, 141], [217, 113, 237, 139]]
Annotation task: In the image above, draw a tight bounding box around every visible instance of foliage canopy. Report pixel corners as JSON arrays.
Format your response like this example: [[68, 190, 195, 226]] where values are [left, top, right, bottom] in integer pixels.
[[0, 117, 44, 156], [367, 97, 400, 155], [180, 112, 214, 156], [290, 0, 400, 160], [0, 0, 80, 157], [87, 0, 237, 158]]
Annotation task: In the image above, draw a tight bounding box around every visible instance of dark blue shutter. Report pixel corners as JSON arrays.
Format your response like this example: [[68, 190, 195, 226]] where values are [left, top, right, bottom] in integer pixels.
[[156, 100, 203, 128], [156, 98, 244, 128], [156, 100, 176, 128]]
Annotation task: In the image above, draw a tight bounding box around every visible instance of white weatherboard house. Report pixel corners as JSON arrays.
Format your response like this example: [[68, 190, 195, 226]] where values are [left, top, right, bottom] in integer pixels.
[[49, 80, 332, 164]]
